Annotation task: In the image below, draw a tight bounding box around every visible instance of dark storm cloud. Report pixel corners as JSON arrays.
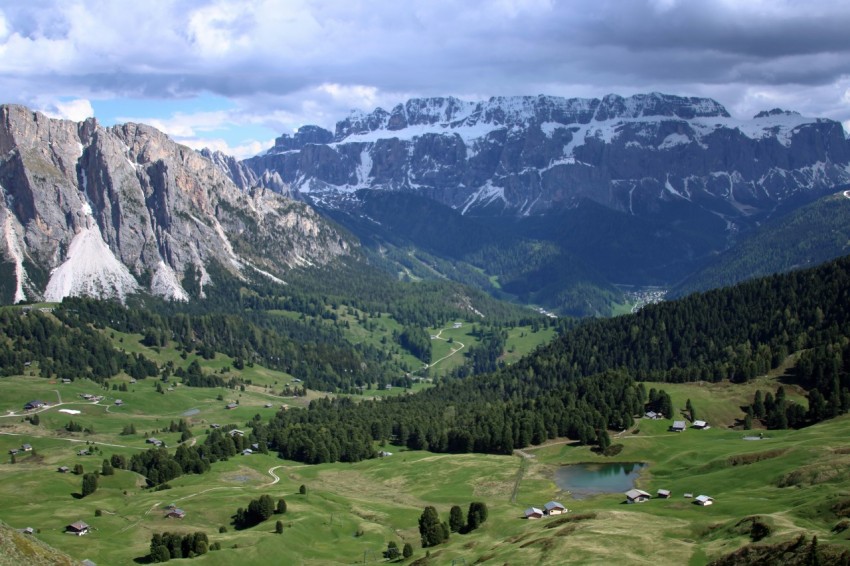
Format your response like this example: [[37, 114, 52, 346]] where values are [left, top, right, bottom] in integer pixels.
[[1, 0, 847, 155]]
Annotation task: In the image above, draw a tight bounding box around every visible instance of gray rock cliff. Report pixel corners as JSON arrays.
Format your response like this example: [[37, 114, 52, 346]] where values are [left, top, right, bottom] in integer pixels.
[[0, 105, 352, 304], [228, 93, 850, 222]]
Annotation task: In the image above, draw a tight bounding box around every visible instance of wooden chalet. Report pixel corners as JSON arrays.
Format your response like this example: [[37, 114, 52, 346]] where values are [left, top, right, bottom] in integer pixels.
[[544, 501, 567, 515], [66, 521, 90, 535], [524, 507, 544, 519], [695, 495, 714, 506], [625, 489, 651, 504]]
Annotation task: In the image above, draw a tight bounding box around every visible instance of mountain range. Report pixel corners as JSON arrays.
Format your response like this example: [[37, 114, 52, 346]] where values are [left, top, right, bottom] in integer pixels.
[[224, 93, 850, 222], [2, 93, 849, 313]]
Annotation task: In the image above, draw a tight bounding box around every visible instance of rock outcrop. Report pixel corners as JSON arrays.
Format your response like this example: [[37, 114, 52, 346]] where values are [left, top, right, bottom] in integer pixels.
[[0, 105, 352, 304], [229, 93, 850, 221]]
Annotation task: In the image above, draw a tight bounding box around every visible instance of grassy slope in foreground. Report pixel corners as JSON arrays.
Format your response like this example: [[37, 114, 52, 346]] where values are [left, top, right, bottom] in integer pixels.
[[2, 371, 850, 564]]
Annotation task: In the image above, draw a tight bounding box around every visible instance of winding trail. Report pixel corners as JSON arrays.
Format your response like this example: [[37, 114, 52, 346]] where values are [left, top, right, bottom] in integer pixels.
[[267, 465, 285, 485], [423, 327, 466, 371]]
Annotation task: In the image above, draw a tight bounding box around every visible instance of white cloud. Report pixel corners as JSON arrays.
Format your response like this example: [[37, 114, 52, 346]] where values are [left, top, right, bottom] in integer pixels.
[[42, 98, 94, 121], [0, 10, 8, 40], [178, 136, 275, 160], [119, 109, 235, 139], [2, 1, 850, 152]]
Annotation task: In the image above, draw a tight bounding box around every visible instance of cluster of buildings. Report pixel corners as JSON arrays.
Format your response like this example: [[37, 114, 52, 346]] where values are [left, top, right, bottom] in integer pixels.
[[8, 443, 32, 456], [625, 488, 714, 506], [524, 501, 568, 519]]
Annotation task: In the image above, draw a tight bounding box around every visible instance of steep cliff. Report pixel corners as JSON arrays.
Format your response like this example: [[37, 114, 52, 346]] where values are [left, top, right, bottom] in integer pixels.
[[0, 105, 352, 304], [233, 93, 850, 223]]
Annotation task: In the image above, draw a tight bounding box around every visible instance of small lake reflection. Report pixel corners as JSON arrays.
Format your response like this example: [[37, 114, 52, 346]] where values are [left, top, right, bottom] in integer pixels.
[[553, 462, 647, 499]]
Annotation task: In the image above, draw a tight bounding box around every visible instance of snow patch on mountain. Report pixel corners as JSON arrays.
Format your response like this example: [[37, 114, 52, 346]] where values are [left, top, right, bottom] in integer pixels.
[[336, 122, 500, 146], [357, 148, 373, 187], [540, 122, 563, 138], [44, 207, 139, 303], [461, 181, 505, 214], [664, 175, 690, 200], [150, 261, 188, 301], [659, 133, 691, 149]]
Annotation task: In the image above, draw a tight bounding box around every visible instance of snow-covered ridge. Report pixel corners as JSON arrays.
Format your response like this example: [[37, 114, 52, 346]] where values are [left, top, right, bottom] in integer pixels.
[[334, 93, 730, 142]]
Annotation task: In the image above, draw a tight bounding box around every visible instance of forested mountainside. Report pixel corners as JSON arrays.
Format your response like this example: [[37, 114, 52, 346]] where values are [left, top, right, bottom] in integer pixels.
[[208, 93, 850, 316], [4, 253, 849, 464], [0, 257, 545, 393], [244, 254, 850, 463], [673, 189, 850, 297], [317, 190, 621, 317]]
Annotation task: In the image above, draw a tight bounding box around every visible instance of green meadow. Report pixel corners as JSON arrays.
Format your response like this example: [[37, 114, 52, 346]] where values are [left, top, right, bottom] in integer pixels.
[[1, 325, 846, 565], [2, 369, 850, 564]]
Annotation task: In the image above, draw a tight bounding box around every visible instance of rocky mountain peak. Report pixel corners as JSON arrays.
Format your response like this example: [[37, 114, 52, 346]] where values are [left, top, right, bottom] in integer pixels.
[[0, 105, 353, 305], [753, 108, 801, 119], [594, 92, 730, 120], [228, 91, 850, 222]]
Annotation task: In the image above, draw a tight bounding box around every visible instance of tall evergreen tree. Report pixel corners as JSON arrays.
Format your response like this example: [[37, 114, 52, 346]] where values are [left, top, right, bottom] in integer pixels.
[[449, 505, 464, 533], [81, 473, 98, 497], [418, 506, 446, 547]]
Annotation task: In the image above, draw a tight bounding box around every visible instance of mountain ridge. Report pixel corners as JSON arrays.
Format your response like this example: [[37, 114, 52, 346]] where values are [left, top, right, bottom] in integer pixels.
[[225, 91, 850, 223], [0, 104, 352, 305]]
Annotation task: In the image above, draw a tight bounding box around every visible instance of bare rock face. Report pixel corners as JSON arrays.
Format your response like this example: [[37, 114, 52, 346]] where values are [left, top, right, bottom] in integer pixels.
[[0, 105, 352, 304], [233, 93, 850, 220]]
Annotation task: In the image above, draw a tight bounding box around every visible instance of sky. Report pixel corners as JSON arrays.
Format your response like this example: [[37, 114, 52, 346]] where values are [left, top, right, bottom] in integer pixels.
[[1, 0, 849, 158]]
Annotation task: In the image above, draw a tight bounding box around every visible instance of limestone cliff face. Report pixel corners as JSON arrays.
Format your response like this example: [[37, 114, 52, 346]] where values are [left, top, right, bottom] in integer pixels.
[[0, 105, 352, 304], [231, 93, 850, 221]]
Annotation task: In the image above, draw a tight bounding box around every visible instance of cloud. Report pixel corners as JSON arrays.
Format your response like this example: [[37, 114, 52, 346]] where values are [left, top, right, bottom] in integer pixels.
[[178, 136, 276, 160], [41, 98, 95, 121], [1, 0, 850, 154]]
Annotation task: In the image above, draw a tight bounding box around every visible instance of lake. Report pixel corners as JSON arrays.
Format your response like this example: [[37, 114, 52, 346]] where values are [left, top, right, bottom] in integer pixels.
[[553, 462, 647, 499]]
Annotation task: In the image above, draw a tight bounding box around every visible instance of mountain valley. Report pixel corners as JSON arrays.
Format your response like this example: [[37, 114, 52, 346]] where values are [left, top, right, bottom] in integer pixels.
[[1, 94, 850, 565]]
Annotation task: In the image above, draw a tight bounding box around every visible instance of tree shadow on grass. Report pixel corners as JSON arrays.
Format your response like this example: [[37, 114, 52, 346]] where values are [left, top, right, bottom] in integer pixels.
[[71, 493, 83, 500]]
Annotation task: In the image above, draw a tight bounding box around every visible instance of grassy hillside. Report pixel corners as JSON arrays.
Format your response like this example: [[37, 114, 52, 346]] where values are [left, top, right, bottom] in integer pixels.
[[0, 520, 76, 566], [3, 368, 850, 564]]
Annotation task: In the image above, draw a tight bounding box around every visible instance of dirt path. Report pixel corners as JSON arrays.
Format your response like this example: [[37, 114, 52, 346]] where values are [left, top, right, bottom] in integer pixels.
[[0, 430, 146, 450], [423, 327, 466, 370], [267, 465, 285, 485], [115, 464, 289, 534]]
